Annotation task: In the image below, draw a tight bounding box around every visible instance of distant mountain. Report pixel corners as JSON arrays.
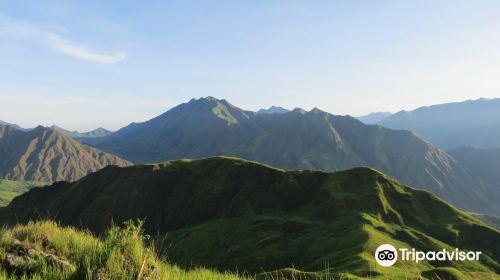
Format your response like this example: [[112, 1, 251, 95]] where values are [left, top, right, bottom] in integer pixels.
[[474, 214, 500, 230], [448, 146, 500, 199], [0, 123, 131, 182], [96, 97, 499, 215], [356, 112, 392, 124], [256, 106, 289, 114], [378, 98, 500, 149], [2, 157, 498, 277], [80, 127, 113, 137], [0, 120, 27, 131], [51, 125, 113, 138]]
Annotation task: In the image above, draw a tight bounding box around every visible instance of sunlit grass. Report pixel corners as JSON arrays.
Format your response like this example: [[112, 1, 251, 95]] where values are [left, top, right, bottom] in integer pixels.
[[0, 220, 247, 280]]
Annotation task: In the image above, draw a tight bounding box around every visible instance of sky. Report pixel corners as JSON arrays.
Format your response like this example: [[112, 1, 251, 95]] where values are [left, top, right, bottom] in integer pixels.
[[1, 1, 500, 131]]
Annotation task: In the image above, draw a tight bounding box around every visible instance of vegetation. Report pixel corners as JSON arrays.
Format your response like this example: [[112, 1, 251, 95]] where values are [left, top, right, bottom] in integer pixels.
[[94, 97, 499, 216], [0, 180, 47, 207], [1, 157, 498, 279], [0, 220, 246, 280], [0, 219, 497, 280]]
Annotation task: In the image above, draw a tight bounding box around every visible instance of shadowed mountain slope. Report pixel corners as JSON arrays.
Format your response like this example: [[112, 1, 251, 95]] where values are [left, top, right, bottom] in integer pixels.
[[0, 124, 131, 182], [448, 146, 500, 188], [1, 157, 498, 278], [95, 97, 498, 215]]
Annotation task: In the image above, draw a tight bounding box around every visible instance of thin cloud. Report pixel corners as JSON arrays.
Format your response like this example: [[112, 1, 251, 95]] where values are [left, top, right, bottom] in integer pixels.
[[0, 14, 126, 64], [47, 34, 126, 64]]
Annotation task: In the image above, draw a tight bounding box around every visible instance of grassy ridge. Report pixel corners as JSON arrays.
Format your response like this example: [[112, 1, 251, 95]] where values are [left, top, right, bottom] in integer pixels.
[[94, 97, 500, 215], [0, 180, 47, 207], [0, 220, 246, 280], [1, 157, 499, 279]]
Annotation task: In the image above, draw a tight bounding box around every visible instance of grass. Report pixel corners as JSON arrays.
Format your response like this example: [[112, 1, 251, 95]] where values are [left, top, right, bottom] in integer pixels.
[[0, 220, 497, 280], [0, 180, 47, 207], [0, 220, 246, 280], [1, 158, 499, 279]]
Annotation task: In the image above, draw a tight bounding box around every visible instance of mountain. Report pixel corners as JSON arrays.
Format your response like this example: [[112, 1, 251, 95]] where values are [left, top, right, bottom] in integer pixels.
[[448, 146, 500, 200], [79, 127, 113, 137], [356, 112, 392, 124], [1, 157, 498, 278], [0, 123, 131, 182], [475, 214, 500, 230], [0, 120, 27, 131], [51, 125, 113, 138], [256, 106, 289, 114], [0, 179, 47, 207], [95, 97, 499, 215], [378, 98, 500, 149]]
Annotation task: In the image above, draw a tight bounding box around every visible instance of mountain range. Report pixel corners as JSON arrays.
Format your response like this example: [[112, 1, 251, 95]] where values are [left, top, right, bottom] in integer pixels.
[[378, 98, 500, 149], [0, 120, 27, 131], [0, 123, 131, 182], [50, 125, 113, 138], [356, 112, 392, 124], [92, 97, 499, 215], [256, 106, 290, 114], [1, 157, 498, 278]]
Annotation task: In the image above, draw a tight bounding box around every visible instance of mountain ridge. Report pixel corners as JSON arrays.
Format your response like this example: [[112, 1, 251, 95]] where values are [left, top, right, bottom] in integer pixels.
[[356, 112, 392, 124], [0, 123, 131, 182], [95, 97, 499, 215], [378, 98, 500, 149], [1, 157, 498, 277]]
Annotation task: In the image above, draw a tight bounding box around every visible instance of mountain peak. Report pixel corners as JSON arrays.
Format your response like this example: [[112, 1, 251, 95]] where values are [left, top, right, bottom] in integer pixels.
[[291, 107, 307, 114], [189, 96, 224, 104], [0, 124, 131, 182], [256, 106, 289, 114]]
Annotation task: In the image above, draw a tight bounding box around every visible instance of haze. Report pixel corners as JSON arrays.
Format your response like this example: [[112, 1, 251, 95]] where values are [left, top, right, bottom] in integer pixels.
[[1, 0, 500, 131]]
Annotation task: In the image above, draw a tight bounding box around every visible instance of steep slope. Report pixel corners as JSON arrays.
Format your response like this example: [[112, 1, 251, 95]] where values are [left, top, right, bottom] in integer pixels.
[[448, 146, 500, 187], [0, 179, 47, 207], [356, 112, 392, 124], [378, 98, 500, 149], [1, 157, 498, 278], [0, 124, 131, 182], [448, 146, 500, 203], [96, 97, 498, 215]]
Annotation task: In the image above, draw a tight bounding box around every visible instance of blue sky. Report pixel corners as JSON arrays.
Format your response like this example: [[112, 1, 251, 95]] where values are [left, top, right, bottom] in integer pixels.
[[1, 1, 500, 131]]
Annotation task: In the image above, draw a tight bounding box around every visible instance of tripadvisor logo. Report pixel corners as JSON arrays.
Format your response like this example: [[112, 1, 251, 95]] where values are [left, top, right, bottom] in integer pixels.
[[374, 244, 482, 267]]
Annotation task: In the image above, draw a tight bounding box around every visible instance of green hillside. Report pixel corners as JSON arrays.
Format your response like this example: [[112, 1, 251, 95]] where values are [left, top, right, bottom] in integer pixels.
[[1, 157, 498, 279], [95, 97, 499, 216], [0, 179, 47, 207]]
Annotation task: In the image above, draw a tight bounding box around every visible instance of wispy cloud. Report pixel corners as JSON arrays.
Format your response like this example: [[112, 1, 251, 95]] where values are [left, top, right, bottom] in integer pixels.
[[0, 14, 126, 64], [46, 33, 126, 64]]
